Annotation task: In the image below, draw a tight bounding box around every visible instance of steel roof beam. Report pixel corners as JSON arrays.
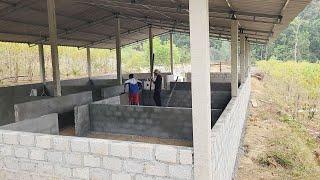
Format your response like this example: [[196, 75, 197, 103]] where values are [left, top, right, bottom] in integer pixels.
[[120, 15, 273, 35], [0, 0, 37, 17], [0, 31, 94, 44], [80, 25, 151, 48], [31, 15, 115, 44], [82, 0, 280, 19]]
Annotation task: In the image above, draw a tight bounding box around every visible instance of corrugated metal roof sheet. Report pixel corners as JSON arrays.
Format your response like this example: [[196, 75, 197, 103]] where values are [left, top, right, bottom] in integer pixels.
[[0, 0, 312, 48]]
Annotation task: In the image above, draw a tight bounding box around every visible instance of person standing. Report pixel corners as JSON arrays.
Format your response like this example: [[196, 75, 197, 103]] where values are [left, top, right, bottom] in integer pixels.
[[124, 74, 142, 105], [152, 69, 162, 106]]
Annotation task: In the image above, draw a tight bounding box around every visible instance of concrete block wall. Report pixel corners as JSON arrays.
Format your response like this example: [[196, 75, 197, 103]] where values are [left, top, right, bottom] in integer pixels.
[[14, 91, 93, 122], [0, 130, 194, 180], [211, 77, 251, 180], [90, 104, 193, 140], [170, 82, 232, 91], [0, 114, 59, 135], [185, 72, 241, 83]]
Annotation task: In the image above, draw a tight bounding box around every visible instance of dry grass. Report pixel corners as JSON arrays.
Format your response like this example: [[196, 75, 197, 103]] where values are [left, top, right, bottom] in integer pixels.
[[237, 61, 320, 180]]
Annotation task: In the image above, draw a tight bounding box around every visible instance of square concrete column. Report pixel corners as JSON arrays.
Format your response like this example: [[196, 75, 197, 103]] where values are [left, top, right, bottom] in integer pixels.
[[115, 17, 122, 84], [170, 32, 174, 75], [231, 20, 239, 97], [86, 47, 92, 78], [239, 33, 246, 84], [245, 40, 251, 77], [47, 0, 61, 96], [38, 44, 46, 84], [189, 0, 212, 179], [149, 26, 154, 78]]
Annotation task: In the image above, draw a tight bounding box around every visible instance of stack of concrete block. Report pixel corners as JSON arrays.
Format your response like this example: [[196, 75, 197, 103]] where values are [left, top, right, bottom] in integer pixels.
[[0, 130, 194, 180]]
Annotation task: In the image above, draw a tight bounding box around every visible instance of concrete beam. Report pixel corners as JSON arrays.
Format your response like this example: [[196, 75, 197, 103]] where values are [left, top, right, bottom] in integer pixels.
[[189, 0, 213, 179], [47, 0, 61, 96], [38, 44, 46, 84], [170, 32, 174, 75], [86, 47, 92, 78], [115, 17, 122, 84], [149, 26, 154, 77], [231, 20, 239, 97], [240, 33, 246, 84]]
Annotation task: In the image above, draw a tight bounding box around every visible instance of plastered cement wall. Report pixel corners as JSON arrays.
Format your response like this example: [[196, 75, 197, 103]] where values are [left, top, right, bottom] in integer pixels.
[[101, 85, 124, 99], [0, 130, 194, 180], [211, 77, 251, 180], [0, 84, 50, 126], [14, 91, 93, 122], [0, 114, 59, 135], [74, 105, 90, 137], [0, 77, 118, 125]]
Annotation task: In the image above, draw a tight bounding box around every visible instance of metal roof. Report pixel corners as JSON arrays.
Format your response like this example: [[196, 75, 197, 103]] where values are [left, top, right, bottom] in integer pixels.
[[0, 0, 312, 48]]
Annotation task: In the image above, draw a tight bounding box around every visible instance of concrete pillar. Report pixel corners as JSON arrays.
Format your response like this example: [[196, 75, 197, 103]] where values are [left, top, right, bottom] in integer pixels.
[[170, 32, 174, 74], [149, 26, 154, 77], [231, 20, 239, 97], [245, 40, 251, 76], [239, 33, 245, 84], [38, 44, 46, 84], [115, 17, 122, 84], [189, 0, 212, 179], [47, 0, 61, 96], [86, 47, 92, 78]]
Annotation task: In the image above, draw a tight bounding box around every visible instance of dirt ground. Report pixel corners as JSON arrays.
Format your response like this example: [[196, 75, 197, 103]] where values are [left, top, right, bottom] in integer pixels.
[[236, 77, 320, 179], [88, 132, 193, 147]]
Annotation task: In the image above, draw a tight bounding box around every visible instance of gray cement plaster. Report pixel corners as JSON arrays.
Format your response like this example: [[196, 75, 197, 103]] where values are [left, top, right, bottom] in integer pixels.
[[14, 91, 93, 122], [0, 77, 118, 125], [0, 113, 59, 134], [74, 105, 90, 137]]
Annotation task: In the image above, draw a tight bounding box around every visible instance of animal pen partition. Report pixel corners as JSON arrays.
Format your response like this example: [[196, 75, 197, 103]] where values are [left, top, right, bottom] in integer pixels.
[[0, 0, 311, 179]]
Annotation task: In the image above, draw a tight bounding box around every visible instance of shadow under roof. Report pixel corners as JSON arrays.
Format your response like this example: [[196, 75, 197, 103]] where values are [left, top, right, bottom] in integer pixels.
[[0, 0, 312, 48]]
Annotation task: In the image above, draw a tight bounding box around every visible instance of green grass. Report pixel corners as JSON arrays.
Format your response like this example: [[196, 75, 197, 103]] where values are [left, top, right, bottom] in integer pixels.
[[255, 60, 320, 178]]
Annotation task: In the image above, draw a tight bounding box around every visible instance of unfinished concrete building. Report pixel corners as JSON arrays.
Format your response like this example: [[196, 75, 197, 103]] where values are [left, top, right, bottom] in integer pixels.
[[0, 0, 311, 179]]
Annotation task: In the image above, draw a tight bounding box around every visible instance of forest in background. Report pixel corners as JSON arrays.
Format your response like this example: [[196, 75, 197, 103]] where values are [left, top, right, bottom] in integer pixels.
[[252, 0, 320, 62], [0, 0, 319, 86]]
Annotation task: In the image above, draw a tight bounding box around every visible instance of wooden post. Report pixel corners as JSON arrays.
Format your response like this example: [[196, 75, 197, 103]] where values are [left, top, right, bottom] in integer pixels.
[[189, 0, 213, 179], [47, 0, 61, 96]]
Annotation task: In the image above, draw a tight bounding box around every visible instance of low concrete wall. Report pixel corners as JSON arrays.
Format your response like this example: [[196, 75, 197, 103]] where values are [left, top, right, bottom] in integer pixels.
[[0, 84, 50, 125], [90, 104, 193, 140], [166, 90, 231, 109], [170, 82, 232, 91], [74, 105, 90, 137], [14, 91, 93, 122], [0, 77, 118, 125], [211, 77, 251, 180], [0, 130, 193, 180], [186, 72, 242, 83], [101, 85, 124, 99], [89, 104, 223, 140], [0, 114, 59, 135]]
